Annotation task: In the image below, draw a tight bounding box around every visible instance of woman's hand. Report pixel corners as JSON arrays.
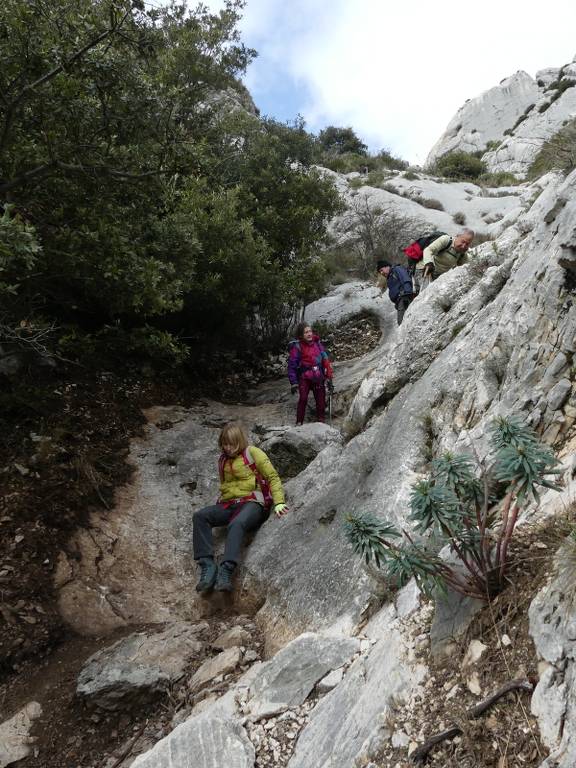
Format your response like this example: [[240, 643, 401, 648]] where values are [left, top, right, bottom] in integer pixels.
[[274, 503, 288, 517]]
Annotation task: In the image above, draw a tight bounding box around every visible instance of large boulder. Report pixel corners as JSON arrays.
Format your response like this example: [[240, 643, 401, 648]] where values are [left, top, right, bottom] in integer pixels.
[[247, 632, 360, 719], [529, 548, 576, 768], [130, 716, 255, 768], [0, 702, 42, 768], [77, 622, 205, 710], [258, 423, 343, 478]]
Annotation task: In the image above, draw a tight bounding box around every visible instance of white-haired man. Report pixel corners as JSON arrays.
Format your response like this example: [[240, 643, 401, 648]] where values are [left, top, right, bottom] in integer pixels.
[[415, 229, 475, 291]]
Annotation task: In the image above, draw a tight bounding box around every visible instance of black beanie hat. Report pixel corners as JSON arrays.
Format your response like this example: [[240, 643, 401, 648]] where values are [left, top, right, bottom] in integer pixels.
[[376, 260, 390, 271]]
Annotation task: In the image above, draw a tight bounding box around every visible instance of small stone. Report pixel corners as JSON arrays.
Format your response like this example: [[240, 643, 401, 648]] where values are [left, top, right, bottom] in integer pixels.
[[188, 647, 242, 693], [501, 634, 512, 647], [212, 626, 251, 650], [462, 639, 488, 667], [467, 672, 482, 696]]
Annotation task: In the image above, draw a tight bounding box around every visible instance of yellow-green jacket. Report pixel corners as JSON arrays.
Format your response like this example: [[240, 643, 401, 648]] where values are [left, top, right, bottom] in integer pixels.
[[219, 446, 285, 506], [418, 234, 468, 276]]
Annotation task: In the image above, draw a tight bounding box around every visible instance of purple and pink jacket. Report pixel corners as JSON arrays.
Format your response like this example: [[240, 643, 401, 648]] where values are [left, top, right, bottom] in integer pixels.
[[287, 335, 334, 385]]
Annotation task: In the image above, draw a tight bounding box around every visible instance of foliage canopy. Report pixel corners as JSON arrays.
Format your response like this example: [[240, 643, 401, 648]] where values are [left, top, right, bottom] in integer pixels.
[[0, 0, 341, 363]]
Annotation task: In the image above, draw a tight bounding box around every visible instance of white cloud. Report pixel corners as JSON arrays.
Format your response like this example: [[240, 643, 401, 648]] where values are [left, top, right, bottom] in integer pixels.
[[196, 0, 576, 163]]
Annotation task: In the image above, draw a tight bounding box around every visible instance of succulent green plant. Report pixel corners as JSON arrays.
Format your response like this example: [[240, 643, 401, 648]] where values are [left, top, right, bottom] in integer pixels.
[[344, 416, 562, 600]]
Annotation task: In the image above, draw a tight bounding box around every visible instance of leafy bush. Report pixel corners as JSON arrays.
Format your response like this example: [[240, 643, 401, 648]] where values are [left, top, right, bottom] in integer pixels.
[[433, 151, 487, 180], [453, 212, 466, 225], [344, 416, 562, 599], [485, 140, 502, 152], [528, 119, 576, 179], [403, 171, 420, 180], [348, 177, 364, 189]]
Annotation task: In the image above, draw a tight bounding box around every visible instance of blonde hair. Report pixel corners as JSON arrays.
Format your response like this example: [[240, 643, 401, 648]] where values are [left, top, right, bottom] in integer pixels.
[[218, 421, 249, 454]]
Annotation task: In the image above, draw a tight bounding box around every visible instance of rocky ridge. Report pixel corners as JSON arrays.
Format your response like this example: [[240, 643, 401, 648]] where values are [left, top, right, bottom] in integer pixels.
[[426, 55, 576, 177]]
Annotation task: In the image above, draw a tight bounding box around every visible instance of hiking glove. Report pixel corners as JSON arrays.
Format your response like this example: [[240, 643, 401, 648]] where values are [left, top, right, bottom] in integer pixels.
[[291, 384, 298, 395], [274, 503, 288, 517]]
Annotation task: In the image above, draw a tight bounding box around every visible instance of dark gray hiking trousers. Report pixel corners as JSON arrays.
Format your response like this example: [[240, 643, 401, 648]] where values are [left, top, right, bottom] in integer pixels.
[[192, 501, 267, 564]]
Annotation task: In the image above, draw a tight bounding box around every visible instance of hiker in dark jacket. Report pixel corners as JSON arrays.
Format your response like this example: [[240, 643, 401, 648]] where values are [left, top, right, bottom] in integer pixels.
[[287, 323, 334, 425], [193, 421, 287, 593], [377, 260, 415, 325]]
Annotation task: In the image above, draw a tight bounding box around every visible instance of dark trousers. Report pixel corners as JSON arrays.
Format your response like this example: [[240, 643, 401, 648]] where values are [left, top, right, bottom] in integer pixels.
[[395, 295, 414, 325], [193, 502, 267, 564], [296, 378, 326, 424]]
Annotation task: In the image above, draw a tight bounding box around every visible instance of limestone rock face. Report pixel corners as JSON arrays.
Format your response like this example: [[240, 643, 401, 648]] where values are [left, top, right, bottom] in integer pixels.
[[321, 165, 529, 251], [426, 70, 541, 167], [426, 56, 576, 178], [244, 168, 576, 649], [247, 632, 360, 719], [130, 716, 255, 768], [77, 623, 204, 710], [529, 552, 576, 767], [287, 624, 426, 768]]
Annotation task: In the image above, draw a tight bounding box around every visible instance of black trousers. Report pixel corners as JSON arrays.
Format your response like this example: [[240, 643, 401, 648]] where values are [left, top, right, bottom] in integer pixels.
[[395, 295, 414, 325], [192, 501, 267, 564]]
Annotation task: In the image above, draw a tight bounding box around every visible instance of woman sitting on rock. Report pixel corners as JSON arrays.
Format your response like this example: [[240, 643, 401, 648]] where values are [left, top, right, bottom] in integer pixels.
[[287, 322, 334, 425], [193, 421, 287, 593]]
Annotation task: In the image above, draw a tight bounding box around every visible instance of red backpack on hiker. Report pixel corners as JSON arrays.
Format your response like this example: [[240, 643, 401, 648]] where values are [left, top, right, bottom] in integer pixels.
[[403, 231, 451, 262]]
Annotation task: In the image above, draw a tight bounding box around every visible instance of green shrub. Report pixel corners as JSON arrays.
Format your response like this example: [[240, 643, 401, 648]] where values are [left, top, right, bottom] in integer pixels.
[[485, 140, 502, 152], [433, 151, 486, 180], [528, 119, 576, 179], [348, 177, 364, 189], [403, 170, 420, 180], [377, 149, 408, 171], [344, 416, 561, 600], [453, 211, 466, 225], [366, 170, 386, 187], [318, 126, 368, 156], [418, 197, 445, 211], [479, 171, 521, 187]]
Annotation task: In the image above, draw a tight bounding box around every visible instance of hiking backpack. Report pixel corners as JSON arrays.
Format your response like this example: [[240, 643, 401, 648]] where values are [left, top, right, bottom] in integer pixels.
[[402, 231, 451, 262], [242, 447, 274, 511]]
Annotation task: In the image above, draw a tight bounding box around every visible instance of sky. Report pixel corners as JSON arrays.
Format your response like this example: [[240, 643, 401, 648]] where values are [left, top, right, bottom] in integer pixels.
[[199, 0, 576, 165]]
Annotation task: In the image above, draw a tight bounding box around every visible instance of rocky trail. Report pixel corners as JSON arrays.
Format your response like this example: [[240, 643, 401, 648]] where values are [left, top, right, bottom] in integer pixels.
[[0, 305, 389, 768], [3, 77, 576, 766]]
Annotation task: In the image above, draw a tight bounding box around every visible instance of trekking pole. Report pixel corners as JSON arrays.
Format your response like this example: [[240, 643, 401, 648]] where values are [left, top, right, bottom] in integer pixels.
[[328, 389, 333, 425]]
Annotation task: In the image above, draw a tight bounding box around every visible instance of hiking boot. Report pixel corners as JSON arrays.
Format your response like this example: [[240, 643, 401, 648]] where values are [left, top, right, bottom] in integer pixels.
[[215, 561, 236, 592], [195, 557, 217, 592]]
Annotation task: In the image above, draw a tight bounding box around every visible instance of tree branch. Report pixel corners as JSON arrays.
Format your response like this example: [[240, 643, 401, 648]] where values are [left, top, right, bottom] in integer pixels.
[[0, 9, 131, 154], [410, 679, 534, 763]]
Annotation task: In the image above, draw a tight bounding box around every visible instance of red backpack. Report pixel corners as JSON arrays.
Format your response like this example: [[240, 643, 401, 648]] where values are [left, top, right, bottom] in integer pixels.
[[403, 231, 451, 262]]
